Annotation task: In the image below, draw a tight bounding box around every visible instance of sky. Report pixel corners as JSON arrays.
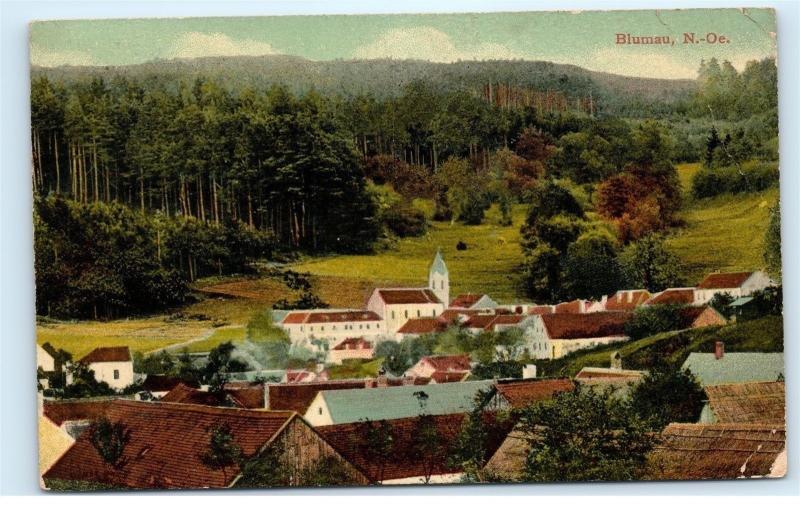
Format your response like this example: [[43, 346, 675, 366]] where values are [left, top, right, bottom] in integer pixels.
[[29, 8, 777, 79]]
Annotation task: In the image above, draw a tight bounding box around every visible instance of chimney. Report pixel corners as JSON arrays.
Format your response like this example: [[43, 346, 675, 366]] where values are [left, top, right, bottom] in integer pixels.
[[522, 364, 537, 379], [610, 351, 622, 370], [715, 341, 725, 360]]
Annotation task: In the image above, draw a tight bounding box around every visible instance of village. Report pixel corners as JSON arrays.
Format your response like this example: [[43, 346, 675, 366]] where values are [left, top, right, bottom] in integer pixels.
[[35, 251, 786, 489]]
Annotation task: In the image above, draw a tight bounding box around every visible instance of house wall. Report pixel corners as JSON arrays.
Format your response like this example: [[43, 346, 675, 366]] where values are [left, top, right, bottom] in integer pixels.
[[429, 270, 449, 308], [264, 417, 370, 486], [328, 347, 375, 365], [89, 361, 134, 390], [692, 308, 728, 328], [303, 394, 334, 427], [37, 345, 55, 372], [550, 337, 627, 359], [743, 271, 774, 294], [384, 303, 444, 334], [518, 318, 627, 359], [693, 272, 774, 304], [283, 319, 386, 344], [405, 359, 436, 378], [383, 473, 463, 485]]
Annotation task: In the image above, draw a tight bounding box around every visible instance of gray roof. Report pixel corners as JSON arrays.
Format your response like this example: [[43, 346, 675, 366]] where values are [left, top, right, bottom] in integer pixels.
[[730, 296, 754, 307], [317, 380, 493, 424], [681, 352, 784, 386], [430, 250, 448, 275]]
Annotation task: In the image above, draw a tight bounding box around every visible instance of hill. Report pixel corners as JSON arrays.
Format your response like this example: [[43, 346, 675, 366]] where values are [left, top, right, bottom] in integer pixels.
[[536, 315, 784, 378], [31, 56, 695, 117]]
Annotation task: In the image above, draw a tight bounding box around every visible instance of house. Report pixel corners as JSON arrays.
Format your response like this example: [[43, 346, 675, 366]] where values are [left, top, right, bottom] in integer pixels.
[[265, 380, 369, 414], [139, 374, 190, 398], [485, 378, 574, 410], [553, 299, 592, 314], [285, 369, 320, 383], [699, 381, 785, 424], [646, 423, 786, 480], [303, 380, 494, 427], [693, 270, 775, 305], [395, 317, 449, 340], [37, 343, 63, 388], [317, 411, 512, 484], [39, 415, 75, 479], [515, 312, 632, 360], [327, 337, 375, 365], [449, 293, 498, 310], [575, 367, 647, 385], [365, 251, 449, 333], [644, 288, 696, 306], [42, 397, 125, 439], [678, 306, 728, 329], [405, 354, 472, 379], [279, 309, 386, 344], [222, 382, 266, 409], [75, 346, 134, 390], [681, 342, 784, 386], [528, 305, 555, 315], [42, 400, 369, 489], [604, 289, 652, 311], [160, 383, 229, 407]]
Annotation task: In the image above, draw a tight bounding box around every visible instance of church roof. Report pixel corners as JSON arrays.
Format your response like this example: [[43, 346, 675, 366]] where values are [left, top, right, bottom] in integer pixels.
[[430, 250, 448, 275]]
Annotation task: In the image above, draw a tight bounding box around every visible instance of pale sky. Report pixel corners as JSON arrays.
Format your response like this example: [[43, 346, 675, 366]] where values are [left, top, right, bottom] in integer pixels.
[[29, 8, 777, 79]]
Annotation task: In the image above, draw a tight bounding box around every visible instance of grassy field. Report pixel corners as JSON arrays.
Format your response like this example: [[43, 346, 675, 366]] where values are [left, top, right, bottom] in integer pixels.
[[537, 315, 783, 378], [676, 162, 702, 194], [37, 318, 215, 359], [666, 186, 778, 284], [291, 203, 528, 304]]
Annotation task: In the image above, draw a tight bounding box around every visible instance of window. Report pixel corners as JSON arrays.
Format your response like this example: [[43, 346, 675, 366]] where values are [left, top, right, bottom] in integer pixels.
[[417, 310, 421, 317], [310, 326, 314, 331], [113, 369, 119, 380], [359, 324, 363, 330], [432, 281, 436, 290], [391, 311, 395, 320], [318, 407, 323, 415], [404, 310, 408, 319], [367, 324, 370, 330]]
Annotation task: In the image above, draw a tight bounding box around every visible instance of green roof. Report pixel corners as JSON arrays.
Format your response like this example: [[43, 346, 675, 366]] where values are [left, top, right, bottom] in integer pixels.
[[730, 296, 754, 307], [681, 352, 784, 386], [319, 380, 493, 424], [430, 249, 448, 275]]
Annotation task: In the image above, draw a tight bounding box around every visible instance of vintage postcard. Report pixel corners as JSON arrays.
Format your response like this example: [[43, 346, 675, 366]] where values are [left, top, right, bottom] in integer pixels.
[[31, 8, 783, 490]]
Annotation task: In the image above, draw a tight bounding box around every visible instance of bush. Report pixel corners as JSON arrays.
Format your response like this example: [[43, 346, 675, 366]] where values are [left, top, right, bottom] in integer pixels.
[[691, 161, 778, 199], [624, 305, 686, 340], [381, 202, 428, 237]]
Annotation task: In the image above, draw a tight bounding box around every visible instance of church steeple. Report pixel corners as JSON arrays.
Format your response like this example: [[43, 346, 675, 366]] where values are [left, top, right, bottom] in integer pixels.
[[428, 249, 449, 307]]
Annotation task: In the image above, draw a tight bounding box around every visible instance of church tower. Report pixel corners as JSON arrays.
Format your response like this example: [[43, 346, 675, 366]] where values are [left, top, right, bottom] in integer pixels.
[[428, 249, 449, 307]]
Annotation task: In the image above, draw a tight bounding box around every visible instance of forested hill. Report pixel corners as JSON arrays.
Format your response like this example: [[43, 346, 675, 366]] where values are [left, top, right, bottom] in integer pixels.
[[31, 56, 696, 117]]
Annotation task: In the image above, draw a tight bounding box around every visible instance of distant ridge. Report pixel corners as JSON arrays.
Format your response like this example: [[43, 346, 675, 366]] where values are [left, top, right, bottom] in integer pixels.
[[31, 55, 696, 116]]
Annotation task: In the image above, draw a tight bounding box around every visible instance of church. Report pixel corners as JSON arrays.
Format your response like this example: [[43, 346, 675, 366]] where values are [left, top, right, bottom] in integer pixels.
[[277, 251, 449, 344]]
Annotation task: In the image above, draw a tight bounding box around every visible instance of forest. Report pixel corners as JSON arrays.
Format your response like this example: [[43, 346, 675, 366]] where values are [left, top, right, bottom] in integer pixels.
[[31, 56, 779, 318]]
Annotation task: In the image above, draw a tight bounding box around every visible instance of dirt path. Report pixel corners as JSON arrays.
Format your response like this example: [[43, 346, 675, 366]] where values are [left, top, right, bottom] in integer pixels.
[[143, 328, 217, 355]]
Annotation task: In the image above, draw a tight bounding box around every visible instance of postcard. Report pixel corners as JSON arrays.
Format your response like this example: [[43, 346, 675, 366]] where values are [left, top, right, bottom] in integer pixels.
[[31, 8, 783, 490]]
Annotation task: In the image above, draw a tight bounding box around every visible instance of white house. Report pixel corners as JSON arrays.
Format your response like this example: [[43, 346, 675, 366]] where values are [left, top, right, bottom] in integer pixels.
[[693, 270, 775, 304], [514, 312, 632, 360], [279, 309, 386, 344], [75, 346, 134, 390], [37, 344, 57, 372], [327, 337, 375, 365]]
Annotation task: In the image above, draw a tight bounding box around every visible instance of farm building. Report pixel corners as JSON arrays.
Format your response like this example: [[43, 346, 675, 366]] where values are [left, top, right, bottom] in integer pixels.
[[42, 400, 369, 489], [693, 270, 775, 305], [514, 312, 632, 360], [678, 306, 728, 329], [279, 309, 386, 344], [646, 423, 786, 480], [644, 288, 697, 306], [681, 344, 784, 386], [316, 411, 512, 484], [327, 337, 375, 364], [449, 293, 498, 310], [396, 317, 449, 340], [602, 289, 652, 312], [699, 381, 785, 424], [484, 378, 574, 410], [303, 380, 494, 427], [73, 346, 134, 390], [264, 380, 369, 414]]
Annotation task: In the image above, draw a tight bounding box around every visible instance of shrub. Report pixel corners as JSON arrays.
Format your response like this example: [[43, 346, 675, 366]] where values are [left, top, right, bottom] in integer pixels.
[[381, 202, 428, 237], [691, 161, 778, 199]]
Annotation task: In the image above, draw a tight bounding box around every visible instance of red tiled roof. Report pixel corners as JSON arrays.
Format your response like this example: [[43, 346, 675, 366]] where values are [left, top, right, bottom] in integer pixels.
[[397, 317, 448, 334], [377, 289, 441, 305], [439, 309, 480, 323], [285, 370, 316, 384], [316, 412, 512, 482], [606, 290, 651, 311], [420, 354, 472, 372], [79, 347, 131, 364], [574, 368, 646, 382], [540, 312, 631, 339], [429, 371, 470, 383], [43, 398, 118, 426], [645, 288, 696, 306], [161, 384, 227, 407], [222, 382, 265, 409], [282, 310, 381, 324], [493, 379, 574, 408], [43, 400, 295, 489], [463, 314, 498, 329], [332, 338, 373, 351], [449, 294, 483, 308], [528, 305, 555, 315], [141, 375, 191, 393], [266, 380, 367, 414], [488, 315, 525, 329], [698, 272, 753, 290], [553, 300, 586, 314]]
